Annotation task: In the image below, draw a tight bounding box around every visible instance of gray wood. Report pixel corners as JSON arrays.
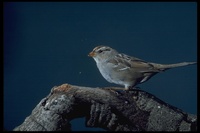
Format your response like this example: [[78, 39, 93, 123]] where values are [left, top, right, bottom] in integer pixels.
[[13, 84, 197, 131]]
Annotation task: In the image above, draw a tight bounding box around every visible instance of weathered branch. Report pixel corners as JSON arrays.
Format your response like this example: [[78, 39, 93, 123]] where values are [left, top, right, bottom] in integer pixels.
[[13, 84, 197, 131]]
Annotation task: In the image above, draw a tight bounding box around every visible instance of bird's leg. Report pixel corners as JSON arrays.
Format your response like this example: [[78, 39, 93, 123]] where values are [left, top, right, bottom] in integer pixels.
[[124, 86, 140, 93]]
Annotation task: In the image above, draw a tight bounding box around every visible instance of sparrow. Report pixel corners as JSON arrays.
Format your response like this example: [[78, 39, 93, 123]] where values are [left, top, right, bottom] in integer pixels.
[[88, 45, 196, 90]]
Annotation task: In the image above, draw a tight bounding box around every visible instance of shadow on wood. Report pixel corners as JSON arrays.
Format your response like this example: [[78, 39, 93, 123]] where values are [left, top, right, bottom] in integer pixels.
[[13, 83, 197, 131]]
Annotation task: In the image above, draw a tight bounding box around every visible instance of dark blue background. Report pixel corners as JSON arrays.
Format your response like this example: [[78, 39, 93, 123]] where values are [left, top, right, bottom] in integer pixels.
[[4, 2, 197, 131]]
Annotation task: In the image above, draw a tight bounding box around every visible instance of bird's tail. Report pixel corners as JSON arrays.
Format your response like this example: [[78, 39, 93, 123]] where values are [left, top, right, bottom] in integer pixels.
[[151, 62, 196, 71]]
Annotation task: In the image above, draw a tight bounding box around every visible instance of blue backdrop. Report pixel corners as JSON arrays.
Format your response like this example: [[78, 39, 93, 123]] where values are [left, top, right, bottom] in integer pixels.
[[4, 2, 197, 131]]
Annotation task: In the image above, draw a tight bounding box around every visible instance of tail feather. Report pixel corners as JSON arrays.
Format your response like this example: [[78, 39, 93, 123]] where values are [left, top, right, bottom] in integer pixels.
[[151, 62, 196, 71]]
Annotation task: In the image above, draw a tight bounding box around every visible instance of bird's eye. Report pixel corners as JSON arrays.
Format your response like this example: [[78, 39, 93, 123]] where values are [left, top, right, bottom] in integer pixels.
[[98, 50, 103, 53]]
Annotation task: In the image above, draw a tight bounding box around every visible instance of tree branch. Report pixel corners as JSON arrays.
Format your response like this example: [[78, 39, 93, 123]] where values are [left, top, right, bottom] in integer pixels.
[[13, 84, 197, 131]]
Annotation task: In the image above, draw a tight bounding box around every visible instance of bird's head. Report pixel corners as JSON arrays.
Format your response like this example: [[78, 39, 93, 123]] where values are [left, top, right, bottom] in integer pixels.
[[88, 45, 118, 62]]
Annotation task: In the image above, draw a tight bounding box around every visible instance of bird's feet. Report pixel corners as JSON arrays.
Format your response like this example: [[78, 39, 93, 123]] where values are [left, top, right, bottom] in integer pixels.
[[125, 86, 140, 91]]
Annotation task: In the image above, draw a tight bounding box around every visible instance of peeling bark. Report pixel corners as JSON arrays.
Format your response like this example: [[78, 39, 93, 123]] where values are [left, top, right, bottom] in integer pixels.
[[13, 84, 197, 131]]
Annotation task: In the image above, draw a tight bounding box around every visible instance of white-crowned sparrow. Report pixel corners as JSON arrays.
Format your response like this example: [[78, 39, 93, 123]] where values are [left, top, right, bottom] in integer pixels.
[[88, 45, 196, 90]]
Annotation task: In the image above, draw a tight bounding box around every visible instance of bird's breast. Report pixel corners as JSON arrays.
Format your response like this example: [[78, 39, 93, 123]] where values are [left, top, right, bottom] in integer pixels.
[[96, 62, 115, 83]]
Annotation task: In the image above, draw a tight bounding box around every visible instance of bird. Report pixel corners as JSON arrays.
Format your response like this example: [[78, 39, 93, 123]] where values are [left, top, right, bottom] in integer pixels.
[[88, 45, 196, 90]]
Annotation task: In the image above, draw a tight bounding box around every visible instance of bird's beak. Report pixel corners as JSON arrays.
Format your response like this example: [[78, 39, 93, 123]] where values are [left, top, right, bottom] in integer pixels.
[[88, 51, 95, 57]]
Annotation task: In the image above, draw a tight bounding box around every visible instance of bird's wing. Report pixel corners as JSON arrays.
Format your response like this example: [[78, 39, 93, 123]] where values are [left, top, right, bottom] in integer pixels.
[[107, 53, 161, 73]]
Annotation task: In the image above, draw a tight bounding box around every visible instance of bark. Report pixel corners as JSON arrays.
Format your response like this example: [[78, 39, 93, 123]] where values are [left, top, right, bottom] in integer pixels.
[[13, 84, 197, 131]]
